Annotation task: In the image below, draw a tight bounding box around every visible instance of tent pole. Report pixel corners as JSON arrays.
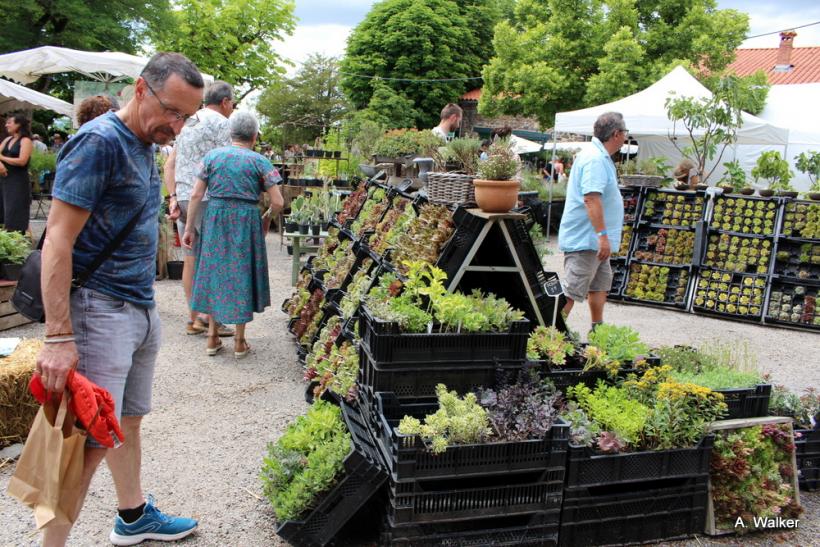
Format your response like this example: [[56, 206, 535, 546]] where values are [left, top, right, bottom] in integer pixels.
[[546, 136, 557, 242]]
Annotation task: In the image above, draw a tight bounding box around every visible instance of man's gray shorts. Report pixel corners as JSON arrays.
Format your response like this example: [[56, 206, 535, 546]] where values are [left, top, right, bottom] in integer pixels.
[[176, 200, 206, 257], [562, 250, 613, 303], [70, 288, 161, 448]]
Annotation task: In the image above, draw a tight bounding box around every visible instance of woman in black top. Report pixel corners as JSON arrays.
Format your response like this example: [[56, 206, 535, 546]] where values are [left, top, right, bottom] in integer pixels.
[[0, 113, 33, 234]]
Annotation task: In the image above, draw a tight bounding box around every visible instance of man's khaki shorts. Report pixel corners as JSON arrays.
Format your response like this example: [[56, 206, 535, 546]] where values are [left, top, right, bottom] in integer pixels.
[[562, 250, 613, 303]]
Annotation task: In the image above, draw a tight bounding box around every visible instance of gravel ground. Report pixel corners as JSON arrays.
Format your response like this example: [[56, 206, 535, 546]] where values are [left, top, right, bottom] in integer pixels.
[[0, 234, 816, 547]]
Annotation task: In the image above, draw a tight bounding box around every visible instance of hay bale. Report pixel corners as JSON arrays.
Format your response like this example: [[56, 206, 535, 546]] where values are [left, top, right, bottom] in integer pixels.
[[0, 339, 42, 448]]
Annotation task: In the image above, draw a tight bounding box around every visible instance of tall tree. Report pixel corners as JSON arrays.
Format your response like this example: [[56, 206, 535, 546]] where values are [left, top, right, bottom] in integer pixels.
[[0, 0, 171, 54], [340, 0, 502, 128], [257, 54, 348, 145], [480, 0, 749, 127], [151, 0, 296, 99]]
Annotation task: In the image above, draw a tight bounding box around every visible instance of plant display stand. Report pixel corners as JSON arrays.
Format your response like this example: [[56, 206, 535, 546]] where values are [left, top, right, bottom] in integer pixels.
[[441, 208, 566, 332], [0, 281, 32, 331], [608, 188, 820, 332], [795, 425, 820, 491], [705, 417, 800, 536]]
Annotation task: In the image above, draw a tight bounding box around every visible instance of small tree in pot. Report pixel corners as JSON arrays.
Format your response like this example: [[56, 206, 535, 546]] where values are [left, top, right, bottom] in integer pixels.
[[474, 139, 520, 213], [752, 151, 795, 197]]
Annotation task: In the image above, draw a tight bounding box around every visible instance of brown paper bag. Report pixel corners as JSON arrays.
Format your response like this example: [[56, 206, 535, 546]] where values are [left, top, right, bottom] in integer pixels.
[[7, 394, 87, 529]]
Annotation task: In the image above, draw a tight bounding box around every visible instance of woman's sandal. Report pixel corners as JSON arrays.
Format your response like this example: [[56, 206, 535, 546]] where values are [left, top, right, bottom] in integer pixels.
[[234, 339, 251, 359], [206, 336, 224, 356]]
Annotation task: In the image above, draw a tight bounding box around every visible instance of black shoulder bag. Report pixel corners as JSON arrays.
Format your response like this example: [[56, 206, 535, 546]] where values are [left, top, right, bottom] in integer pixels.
[[12, 204, 147, 323]]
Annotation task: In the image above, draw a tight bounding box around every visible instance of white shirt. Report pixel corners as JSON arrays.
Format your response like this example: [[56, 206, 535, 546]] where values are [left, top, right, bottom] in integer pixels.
[[432, 126, 449, 141], [33, 140, 48, 153], [173, 108, 231, 201]]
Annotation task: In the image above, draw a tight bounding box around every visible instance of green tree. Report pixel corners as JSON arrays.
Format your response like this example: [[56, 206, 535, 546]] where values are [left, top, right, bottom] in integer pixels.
[[360, 79, 420, 129], [257, 54, 348, 145], [585, 27, 646, 105], [340, 0, 502, 128], [481, 0, 749, 127], [151, 0, 295, 99], [703, 69, 770, 115], [0, 0, 171, 54]]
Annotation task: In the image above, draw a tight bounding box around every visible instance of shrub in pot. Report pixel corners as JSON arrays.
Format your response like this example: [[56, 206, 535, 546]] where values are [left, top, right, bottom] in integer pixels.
[[473, 139, 520, 213], [752, 151, 795, 197], [796, 151, 820, 200], [0, 229, 31, 280]]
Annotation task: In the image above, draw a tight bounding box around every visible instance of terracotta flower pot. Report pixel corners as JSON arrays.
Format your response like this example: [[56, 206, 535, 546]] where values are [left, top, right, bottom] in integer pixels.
[[473, 179, 521, 213]]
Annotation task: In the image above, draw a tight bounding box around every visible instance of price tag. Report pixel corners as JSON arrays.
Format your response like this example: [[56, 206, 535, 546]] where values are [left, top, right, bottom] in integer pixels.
[[544, 275, 563, 297]]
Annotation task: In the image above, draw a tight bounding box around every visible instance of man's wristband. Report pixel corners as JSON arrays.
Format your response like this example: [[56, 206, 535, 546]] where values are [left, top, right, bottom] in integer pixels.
[[44, 336, 75, 344], [596, 230, 608, 237]]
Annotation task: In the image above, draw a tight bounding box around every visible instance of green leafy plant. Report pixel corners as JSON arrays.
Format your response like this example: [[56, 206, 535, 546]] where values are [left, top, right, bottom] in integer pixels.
[[261, 401, 351, 522], [0, 229, 31, 264], [717, 159, 748, 191], [526, 326, 575, 365], [372, 128, 442, 158], [587, 324, 649, 363], [398, 384, 491, 454], [28, 149, 57, 188], [665, 75, 744, 184], [443, 137, 482, 175], [795, 150, 820, 192], [752, 150, 794, 191], [769, 386, 819, 430], [476, 138, 518, 181], [658, 342, 763, 390], [568, 382, 650, 448]]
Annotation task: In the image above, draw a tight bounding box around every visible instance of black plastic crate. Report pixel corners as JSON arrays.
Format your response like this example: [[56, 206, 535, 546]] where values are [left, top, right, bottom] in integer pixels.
[[630, 225, 696, 266], [765, 280, 820, 331], [638, 189, 706, 228], [713, 384, 772, 420], [773, 237, 820, 283], [274, 399, 387, 547], [796, 426, 820, 491], [388, 468, 565, 524], [359, 306, 529, 366], [565, 435, 714, 489], [381, 510, 560, 547], [692, 268, 767, 320], [435, 206, 489, 283], [780, 199, 820, 239], [559, 477, 709, 546], [702, 230, 774, 275], [710, 194, 780, 236], [506, 216, 553, 290], [359, 349, 532, 400], [620, 187, 642, 224], [369, 391, 569, 482], [608, 258, 628, 300], [622, 262, 691, 308]]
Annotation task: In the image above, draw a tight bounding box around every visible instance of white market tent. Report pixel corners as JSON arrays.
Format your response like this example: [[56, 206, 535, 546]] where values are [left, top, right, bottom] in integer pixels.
[[0, 46, 214, 85], [553, 66, 797, 187], [0, 77, 73, 117]]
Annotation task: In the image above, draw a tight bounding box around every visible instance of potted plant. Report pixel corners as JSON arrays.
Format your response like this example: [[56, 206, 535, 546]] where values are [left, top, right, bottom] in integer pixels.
[[28, 149, 57, 192], [0, 229, 31, 280], [473, 139, 520, 213], [752, 151, 795, 197], [717, 160, 752, 194], [796, 150, 820, 200]]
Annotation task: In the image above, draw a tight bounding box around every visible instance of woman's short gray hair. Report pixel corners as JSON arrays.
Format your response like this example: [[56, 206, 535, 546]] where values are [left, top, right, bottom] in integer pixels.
[[230, 111, 258, 142], [593, 112, 626, 142]]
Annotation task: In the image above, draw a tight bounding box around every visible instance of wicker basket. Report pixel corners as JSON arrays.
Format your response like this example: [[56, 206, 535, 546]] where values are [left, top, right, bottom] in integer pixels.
[[620, 175, 664, 187], [427, 172, 476, 206]]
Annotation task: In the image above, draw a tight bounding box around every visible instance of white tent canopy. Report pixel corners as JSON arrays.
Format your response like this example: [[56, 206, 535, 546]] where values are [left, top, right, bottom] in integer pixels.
[[0, 46, 213, 85], [554, 66, 789, 146], [0, 77, 74, 117]]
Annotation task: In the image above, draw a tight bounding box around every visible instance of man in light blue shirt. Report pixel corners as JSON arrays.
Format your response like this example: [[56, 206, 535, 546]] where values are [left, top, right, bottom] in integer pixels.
[[558, 112, 627, 331]]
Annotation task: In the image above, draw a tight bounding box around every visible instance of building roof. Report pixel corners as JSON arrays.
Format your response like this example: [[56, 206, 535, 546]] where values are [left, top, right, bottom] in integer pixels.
[[727, 46, 820, 84], [460, 88, 481, 101]]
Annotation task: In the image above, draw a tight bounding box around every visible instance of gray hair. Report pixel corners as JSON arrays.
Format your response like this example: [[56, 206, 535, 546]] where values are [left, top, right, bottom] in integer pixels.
[[593, 112, 626, 142], [204, 81, 233, 106], [230, 111, 258, 142], [141, 52, 204, 90]]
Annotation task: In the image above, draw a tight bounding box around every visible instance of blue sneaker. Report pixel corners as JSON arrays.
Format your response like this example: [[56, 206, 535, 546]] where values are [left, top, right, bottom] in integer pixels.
[[109, 495, 198, 545]]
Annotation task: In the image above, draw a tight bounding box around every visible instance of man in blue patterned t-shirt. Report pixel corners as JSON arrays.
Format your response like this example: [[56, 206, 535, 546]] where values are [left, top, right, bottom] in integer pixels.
[[35, 53, 205, 546]]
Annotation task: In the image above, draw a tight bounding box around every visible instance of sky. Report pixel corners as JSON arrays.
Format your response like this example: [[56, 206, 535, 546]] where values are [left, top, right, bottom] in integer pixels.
[[272, 0, 820, 74]]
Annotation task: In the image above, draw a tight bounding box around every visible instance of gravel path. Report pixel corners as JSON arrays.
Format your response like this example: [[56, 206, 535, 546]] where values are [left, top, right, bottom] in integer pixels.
[[0, 235, 816, 546]]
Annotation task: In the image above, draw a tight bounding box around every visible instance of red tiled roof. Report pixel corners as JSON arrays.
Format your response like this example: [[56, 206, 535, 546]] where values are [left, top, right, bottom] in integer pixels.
[[727, 47, 820, 84], [460, 88, 481, 101]]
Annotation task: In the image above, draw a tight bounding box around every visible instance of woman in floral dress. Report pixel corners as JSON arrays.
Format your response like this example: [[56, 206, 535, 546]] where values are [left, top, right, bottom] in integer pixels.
[[182, 111, 284, 357]]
